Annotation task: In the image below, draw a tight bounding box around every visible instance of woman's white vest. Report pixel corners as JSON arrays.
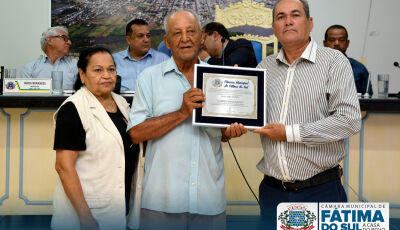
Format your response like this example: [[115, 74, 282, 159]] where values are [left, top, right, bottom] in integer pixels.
[[51, 86, 131, 230]]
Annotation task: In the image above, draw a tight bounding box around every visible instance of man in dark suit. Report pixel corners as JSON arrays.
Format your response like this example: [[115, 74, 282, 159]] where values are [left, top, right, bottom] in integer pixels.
[[199, 22, 258, 67], [324, 24, 373, 95]]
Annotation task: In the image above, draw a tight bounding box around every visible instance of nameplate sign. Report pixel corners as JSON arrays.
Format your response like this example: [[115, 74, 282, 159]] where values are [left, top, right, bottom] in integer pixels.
[[3, 78, 51, 96]]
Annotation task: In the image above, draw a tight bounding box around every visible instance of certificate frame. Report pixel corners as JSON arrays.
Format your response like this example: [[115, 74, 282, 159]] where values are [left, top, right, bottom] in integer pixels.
[[193, 64, 266, 129]]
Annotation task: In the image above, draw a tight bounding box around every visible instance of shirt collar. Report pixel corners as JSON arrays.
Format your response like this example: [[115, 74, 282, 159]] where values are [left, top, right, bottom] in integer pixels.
[[162, 56, 205, 77], [222, 40, 229, 52], [42, 54, 50, 63], [42, 54, 66, 63], [124, 47, 153, 61], [276, 38, 317, 65]]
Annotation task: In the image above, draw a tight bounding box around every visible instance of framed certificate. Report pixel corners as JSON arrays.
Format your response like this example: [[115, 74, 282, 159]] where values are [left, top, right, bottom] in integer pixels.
[[193, 64, 266, 129]]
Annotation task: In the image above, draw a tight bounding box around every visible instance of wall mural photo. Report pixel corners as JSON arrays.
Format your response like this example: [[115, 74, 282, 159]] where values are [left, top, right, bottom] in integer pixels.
[[51, 0, 278, 55]]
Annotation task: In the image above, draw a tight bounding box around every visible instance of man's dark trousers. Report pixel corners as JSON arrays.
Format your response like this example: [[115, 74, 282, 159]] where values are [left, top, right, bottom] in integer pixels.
[[258, 178, 347, 229]]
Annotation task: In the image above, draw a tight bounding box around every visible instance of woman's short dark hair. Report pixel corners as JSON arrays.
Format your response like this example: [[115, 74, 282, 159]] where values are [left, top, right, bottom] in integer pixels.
[[74, 47, 115, 90]]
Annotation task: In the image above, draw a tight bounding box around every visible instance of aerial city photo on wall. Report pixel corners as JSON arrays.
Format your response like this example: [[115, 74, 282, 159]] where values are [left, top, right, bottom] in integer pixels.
[[51, 0, 278, 56]]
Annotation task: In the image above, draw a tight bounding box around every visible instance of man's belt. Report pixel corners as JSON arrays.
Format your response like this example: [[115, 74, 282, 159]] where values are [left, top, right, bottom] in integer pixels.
[[263, 166, 343, 192]]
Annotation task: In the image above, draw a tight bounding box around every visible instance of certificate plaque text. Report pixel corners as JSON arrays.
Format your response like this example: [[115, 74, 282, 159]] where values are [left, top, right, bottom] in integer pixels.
[[193, 64, 266, 129]]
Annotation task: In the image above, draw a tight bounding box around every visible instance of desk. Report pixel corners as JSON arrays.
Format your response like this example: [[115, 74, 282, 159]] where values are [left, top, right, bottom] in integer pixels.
[[0, 95, 133, 108], [349, 97, 400, 217], [0, 96, 399, 216], [359, 97, 400, 111]]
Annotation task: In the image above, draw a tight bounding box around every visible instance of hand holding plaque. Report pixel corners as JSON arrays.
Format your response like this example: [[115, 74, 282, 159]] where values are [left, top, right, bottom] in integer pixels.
[[179, 88, 205, 117]]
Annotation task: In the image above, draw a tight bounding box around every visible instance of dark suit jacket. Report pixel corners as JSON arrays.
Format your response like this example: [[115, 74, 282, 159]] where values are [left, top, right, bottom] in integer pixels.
[[207, 39, 258, 67], [348, 57, 372, 95]]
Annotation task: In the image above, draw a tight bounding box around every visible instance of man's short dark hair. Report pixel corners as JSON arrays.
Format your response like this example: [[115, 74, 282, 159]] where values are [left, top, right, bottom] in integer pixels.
[[273, 0, 310, 21], [202, 22, 230, 40], [126, 19, 148, 36], [324, 24, 348, 40]]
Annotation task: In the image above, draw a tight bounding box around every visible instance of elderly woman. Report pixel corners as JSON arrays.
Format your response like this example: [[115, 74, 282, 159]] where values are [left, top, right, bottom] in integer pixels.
[[51, 47, 139, 230]]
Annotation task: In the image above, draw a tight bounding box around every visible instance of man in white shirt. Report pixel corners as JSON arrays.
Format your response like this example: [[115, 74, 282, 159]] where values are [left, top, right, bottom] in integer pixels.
[[20, 26, 77, 90], [127, 10, 245, 230]]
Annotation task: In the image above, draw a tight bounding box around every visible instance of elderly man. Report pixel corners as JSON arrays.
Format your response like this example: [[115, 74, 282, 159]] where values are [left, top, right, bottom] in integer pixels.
[[113, 19, 169, 92], [199, 22, 257, 67], [251, 0, 361, 228], [20, 26, 77, 90], [127, 10, 245, 230], [324, 24, 372, 95]]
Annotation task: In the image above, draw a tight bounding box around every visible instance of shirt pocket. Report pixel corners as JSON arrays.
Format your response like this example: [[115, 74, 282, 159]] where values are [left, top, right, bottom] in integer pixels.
[[85, 195, 111, 209]]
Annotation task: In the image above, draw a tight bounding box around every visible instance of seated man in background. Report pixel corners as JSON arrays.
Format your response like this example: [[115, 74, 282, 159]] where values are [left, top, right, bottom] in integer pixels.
[[324, 24, 373, 95], [113, 19, 169, 92], [199, 22, 257, 67], [20, 26, 77, 90]]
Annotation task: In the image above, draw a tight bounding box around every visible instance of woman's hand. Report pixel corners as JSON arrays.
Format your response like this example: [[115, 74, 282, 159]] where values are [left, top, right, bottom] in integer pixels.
[[80, 216, 99, 230]]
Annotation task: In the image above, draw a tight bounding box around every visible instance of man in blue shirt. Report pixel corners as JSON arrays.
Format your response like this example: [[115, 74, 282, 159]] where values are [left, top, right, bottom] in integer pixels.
[[113, 19, 169, 92], [20, 26, 77, 90], [324, 24, 373, 95], [127, 10, 245, 230]]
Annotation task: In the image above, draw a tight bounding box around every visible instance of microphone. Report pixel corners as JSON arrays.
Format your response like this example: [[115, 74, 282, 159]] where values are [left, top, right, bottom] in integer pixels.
[[394, 62, 400, 69], [363, 72, 371, 98]]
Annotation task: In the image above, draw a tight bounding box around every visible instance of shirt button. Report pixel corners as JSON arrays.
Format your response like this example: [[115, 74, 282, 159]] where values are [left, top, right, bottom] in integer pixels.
[[192, 182, 196, 186], [192, 162, 197, 166], [193, 141, 197, 144]]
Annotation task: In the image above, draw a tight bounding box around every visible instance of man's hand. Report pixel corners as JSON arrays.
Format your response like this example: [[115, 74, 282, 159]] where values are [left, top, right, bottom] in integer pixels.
[[253, 123, 287, 141], [221, 122, 247, 142], [198, 49, 210, 61], [178, 88, 205, 118]]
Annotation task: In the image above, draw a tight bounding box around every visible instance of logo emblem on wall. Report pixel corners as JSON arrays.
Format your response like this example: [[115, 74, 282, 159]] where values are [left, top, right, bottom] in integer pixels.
[[6, 81, 15, 90], [278, 203, 317, 230]]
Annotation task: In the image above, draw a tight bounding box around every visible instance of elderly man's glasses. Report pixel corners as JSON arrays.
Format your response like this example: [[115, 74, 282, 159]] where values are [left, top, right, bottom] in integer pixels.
[[51, 35, 70, 42]]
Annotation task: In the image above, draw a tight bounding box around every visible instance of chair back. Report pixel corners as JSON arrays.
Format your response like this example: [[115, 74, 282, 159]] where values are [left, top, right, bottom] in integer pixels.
[[215, 0, 279, 60], [250, 41, 262, 64], [157, 41, 172, 57]]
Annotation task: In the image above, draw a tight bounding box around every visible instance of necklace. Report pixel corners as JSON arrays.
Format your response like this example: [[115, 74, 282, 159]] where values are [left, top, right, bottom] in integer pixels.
[[102, 100, 117, 113]]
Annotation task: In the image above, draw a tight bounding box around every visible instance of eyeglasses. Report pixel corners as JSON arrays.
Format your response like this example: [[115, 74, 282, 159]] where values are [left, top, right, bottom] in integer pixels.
[[51, 35, 70, 42]]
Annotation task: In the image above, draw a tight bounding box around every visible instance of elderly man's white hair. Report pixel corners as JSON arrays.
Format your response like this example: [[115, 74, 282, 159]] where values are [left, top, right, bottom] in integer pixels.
[[163, 10, 201, 35], [40, 26, 69, 52]]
